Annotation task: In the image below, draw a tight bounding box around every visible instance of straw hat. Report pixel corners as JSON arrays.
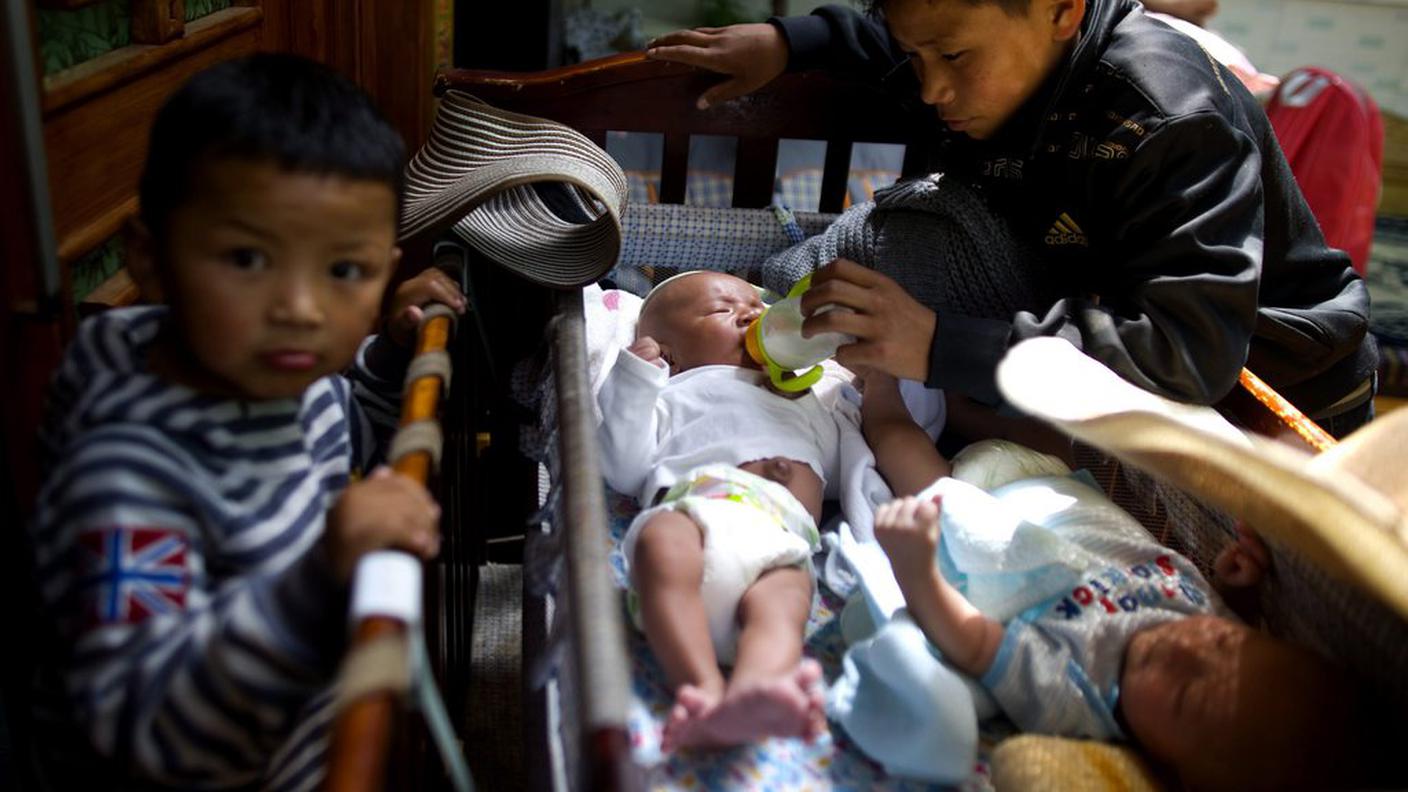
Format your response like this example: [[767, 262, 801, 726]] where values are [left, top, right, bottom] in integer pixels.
[[400, 90, 628, 288], [996, 337, 1408, 621]]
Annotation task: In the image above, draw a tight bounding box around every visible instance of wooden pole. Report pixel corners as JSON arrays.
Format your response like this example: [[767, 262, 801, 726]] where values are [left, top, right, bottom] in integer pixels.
[[325, 311, 454, 792]]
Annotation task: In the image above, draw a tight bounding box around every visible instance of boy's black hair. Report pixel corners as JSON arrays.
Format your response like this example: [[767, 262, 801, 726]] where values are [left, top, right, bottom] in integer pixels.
[[862, 0, 1033, 19], [139, 52, 406, 237]]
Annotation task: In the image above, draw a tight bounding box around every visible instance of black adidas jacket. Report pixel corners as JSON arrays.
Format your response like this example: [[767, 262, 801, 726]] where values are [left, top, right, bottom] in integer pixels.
[[775, 0, 1376, 415]]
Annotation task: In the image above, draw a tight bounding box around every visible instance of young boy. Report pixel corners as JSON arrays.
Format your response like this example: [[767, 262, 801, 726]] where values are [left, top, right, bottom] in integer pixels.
[[647, 0, 1377, 438], [859, 371, 1358, 789], [597, 270, 879, 750], [28, 54, 465, 790]]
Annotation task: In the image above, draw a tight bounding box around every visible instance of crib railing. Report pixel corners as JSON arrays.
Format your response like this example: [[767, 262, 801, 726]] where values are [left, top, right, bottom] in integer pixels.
[[326, 300, 460, 791], [549, 289, 638, 790]]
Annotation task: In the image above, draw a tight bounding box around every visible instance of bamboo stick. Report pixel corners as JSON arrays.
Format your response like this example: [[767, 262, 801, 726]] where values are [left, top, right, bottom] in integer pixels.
[[325, 311, 454, 792]]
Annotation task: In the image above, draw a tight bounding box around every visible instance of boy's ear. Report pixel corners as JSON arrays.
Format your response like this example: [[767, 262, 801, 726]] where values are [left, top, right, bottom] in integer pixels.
[[1047, 0, 1085, 41], [124, 216, 165, 303]]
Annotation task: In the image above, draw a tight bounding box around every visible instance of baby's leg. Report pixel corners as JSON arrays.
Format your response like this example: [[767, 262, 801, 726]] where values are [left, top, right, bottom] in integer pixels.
[[631, 511, 727, 714], [668, 564, 824, 749]]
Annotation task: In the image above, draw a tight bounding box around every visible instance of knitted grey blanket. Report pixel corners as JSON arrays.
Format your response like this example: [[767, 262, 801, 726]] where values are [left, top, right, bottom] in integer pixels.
[[761, 174, 1047, 322]]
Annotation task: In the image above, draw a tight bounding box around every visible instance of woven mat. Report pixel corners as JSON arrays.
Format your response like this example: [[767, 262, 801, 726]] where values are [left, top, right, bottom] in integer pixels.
[[463, 563, 524, 789]]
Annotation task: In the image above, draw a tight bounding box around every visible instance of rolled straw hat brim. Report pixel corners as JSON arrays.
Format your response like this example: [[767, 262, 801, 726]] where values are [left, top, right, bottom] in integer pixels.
[[997, 337, 1408, 621], [400, 90, 628, 288]]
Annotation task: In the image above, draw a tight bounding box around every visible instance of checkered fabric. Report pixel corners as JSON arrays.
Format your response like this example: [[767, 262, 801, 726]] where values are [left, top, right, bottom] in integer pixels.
[[777, 168, 825, 211], [685, 171, 735, 208], [607, 203, 836, 296], [625, 171, 658, 206]]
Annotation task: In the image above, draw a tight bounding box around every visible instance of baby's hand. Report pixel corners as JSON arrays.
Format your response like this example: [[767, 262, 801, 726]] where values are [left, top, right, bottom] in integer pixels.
[[386, 267, 467, 348], [627, 335, 667, 368], [860, 369, 903, 409], [1213, 522, 1271, 589], [325, 467, 441, 581], [874, 495, 942, 585]]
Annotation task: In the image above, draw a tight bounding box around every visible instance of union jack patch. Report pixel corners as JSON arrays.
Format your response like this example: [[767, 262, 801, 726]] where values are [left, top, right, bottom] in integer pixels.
[[76, 527, 191, 626]]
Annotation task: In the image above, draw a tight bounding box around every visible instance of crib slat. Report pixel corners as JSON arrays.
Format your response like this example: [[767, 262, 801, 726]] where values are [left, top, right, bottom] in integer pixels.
[[820, 139, 854, 213], [733, 137, 778, 208], [661, 133, 689, 205]]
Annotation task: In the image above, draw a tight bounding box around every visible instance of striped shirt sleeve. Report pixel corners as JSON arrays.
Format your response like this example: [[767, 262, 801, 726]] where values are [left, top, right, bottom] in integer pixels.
[[31, 428, 347, 788], [345, 335, 411, 472]]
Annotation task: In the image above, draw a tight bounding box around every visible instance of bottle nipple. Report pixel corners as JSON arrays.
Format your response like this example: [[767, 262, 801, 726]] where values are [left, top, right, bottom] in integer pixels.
[[746, 316, 767, 368]]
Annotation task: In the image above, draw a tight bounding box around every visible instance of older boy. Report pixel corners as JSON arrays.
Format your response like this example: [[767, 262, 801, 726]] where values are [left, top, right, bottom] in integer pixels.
[[29, 54, 464, 790], [648, 0, 1376, 437]]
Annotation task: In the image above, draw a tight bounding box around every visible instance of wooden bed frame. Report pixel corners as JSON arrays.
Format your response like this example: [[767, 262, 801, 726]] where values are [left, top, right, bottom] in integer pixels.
[[374, 53, 1336, 792]]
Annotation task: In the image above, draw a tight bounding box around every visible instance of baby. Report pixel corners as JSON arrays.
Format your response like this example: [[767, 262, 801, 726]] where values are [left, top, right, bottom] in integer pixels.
[[597, 270, 866, 750], [861, 371, 1356, 790]]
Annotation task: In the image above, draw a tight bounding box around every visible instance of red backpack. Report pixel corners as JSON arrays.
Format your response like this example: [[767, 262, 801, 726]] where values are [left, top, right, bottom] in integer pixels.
[[1265, 67, 1384, 276]]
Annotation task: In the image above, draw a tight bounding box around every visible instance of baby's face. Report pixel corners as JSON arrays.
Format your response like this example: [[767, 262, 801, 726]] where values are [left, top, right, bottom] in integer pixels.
[[1119, 615, 1346, 789], [152, 158, 399, 400], [639, 272, 764, 374]]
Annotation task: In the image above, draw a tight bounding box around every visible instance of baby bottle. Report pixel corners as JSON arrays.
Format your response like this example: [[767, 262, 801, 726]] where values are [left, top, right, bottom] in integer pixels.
[[745, 274, 856, 393]]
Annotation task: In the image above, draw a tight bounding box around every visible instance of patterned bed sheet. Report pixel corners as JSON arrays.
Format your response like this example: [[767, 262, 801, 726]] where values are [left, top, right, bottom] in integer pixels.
[[602, 488, 998, 791]]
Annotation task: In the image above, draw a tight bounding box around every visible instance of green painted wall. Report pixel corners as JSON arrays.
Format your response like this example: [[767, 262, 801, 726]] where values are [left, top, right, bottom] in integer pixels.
[[38, 0, 233, 76]]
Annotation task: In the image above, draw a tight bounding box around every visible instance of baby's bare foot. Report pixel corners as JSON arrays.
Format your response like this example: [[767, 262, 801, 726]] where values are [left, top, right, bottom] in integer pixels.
[[662, 684, 718, 752], [670, 660, 822, 750], [796, 659, 829, 742]]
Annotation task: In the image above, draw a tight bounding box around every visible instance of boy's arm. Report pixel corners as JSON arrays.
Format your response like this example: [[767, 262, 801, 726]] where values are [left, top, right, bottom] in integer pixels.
[[862, 372, 951, 496], [346, 335, 411, 468], [346, 267, 467, 469], [934, 116, 1362, 407], [596, 344, 669, 498], [996, 115, 1351, 406], [30, 437, 346, 787], [770, 4, 910, 80], [874, 497, 1003, 678], [644, 6, 912, 109]]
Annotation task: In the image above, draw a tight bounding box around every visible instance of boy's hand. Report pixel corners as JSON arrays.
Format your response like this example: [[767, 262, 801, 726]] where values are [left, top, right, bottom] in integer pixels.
[[874, 495, 942, 587], [627, 335, 667, 368], [801, 259, 936, 383], [325, 467, 441, 582], [386, 267, 467, 348], [645, 24, 788, 109]]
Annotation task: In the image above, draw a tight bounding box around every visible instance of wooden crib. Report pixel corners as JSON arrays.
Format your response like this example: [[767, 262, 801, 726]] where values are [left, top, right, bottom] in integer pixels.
[[338, 53, 1406, 791]]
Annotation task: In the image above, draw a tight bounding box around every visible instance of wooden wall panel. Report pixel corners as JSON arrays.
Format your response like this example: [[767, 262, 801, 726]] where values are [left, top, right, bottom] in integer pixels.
[[354, 0, 436, 150], [262, 0, 433, 156], [42, 17, 263, 264]]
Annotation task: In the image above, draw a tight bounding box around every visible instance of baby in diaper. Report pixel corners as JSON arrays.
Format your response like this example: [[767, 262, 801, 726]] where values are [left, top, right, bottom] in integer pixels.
[[857, 370, 1359, 790], [597, 270, 865, 751]]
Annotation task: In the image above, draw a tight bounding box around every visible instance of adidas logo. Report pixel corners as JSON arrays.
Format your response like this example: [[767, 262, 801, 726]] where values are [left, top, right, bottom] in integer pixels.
[[1045, 212, 1088, 246]]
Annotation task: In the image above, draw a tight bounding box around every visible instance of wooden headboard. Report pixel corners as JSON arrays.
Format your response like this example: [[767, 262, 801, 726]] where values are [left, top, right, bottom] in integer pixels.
[[437, 52, 934, 214]]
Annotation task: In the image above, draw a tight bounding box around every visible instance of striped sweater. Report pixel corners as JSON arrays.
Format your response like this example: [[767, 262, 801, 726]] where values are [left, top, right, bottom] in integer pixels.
[[29, 305, 405, 790]]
